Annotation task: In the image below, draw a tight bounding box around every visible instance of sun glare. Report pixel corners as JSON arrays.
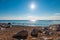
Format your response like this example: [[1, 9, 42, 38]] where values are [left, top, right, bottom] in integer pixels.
[[31, 20, 36, 22], [30, 3, 35, 10], [27, 16, 36, 22]]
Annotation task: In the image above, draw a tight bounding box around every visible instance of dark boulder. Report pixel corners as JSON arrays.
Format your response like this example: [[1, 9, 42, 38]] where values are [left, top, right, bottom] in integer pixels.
[[13, 30, 28, 40], [31, 29, 38, 37], [6, 22, 12, 28]]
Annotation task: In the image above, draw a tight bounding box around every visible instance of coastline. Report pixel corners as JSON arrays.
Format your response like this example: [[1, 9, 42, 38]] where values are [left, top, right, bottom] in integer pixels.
[[0, 23, 60, 40]]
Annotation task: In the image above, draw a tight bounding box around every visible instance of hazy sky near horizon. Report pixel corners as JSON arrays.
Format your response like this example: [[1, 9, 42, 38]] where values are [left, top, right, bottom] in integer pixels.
[[0, 0, 60, 20]]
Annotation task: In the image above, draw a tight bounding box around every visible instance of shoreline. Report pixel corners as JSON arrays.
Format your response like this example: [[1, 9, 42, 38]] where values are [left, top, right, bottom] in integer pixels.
[[0, 23, 60, 40], [0, 23, 60, 27]]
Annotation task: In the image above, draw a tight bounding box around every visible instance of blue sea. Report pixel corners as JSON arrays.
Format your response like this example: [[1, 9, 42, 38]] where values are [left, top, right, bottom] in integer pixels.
[[0, 20, 60, 26]]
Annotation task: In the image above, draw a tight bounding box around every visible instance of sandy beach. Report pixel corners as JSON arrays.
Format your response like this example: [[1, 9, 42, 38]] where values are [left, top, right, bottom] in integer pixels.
[[0, 0, 60, 40], [0, 23, 60, 40]]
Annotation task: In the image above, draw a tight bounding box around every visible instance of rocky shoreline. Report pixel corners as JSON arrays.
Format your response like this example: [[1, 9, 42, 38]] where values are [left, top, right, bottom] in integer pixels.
[[0, 23, 60, 40]]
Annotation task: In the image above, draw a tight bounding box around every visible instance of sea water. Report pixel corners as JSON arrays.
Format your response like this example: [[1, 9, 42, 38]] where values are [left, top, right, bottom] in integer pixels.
[[0, 20, 60, 26]]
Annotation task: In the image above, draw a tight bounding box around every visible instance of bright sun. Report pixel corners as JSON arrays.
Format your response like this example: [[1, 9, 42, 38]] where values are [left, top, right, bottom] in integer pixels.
[[30, 3, 35, 10]]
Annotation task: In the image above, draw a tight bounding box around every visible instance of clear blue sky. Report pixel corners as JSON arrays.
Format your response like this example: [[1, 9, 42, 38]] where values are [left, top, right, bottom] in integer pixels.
[[0, 0, 60, 20]]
